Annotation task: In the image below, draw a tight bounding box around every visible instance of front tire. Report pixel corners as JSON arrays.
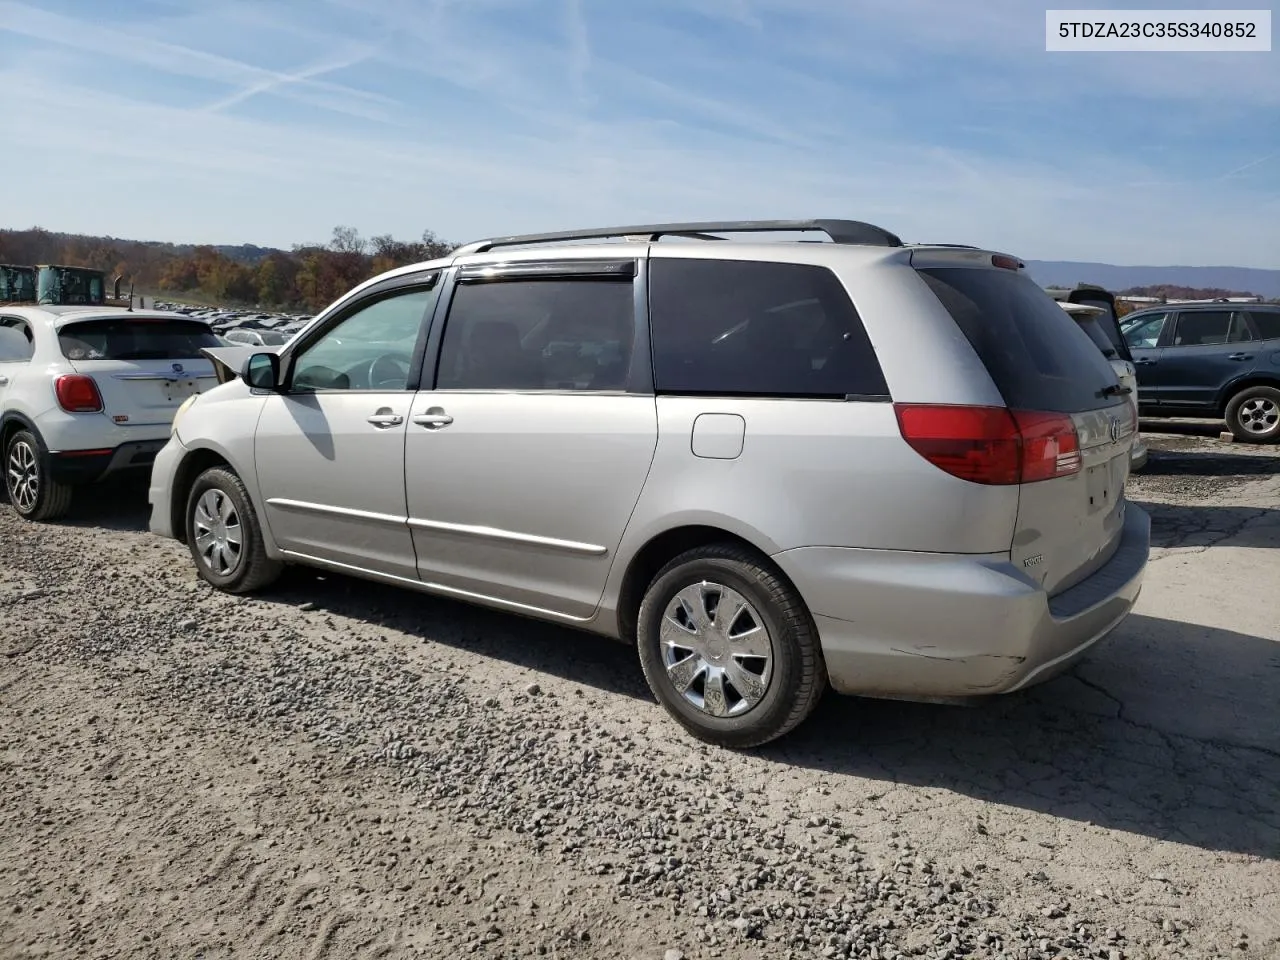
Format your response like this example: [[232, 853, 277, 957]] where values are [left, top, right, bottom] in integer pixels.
[[185, 466, 282, 593], [1225, 385, 1280, 443], [4, 430, 73, 522], [636, 544, 827, 748]]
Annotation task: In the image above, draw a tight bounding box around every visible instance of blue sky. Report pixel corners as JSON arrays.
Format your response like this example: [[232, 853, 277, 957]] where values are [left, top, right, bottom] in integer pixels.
[[1, 0, 1277, 267]]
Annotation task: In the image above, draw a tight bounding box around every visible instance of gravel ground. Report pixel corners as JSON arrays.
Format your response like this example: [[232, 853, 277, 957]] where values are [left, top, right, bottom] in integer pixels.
[[1, 423, 1277, 960]]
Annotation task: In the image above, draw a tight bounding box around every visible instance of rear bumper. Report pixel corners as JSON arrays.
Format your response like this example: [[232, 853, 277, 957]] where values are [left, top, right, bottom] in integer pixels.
[[772, 503, 1150, 699], [146, 435, 186, 540], [48, 438, 168, 484], [1130, 436, 1149, 471]]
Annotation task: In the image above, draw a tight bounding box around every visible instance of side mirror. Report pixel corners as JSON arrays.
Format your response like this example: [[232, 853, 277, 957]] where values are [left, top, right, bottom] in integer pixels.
[[243, 352, 281, 391]]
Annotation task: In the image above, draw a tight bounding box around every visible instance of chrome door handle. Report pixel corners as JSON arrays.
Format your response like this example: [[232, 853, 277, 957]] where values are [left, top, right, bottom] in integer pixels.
[[0, 375, 9, 386], [412, 408, 453, 429], [1227, 353, 1253, 361], [1133, 358, 1156, 365], [367, 413, 404, 427]]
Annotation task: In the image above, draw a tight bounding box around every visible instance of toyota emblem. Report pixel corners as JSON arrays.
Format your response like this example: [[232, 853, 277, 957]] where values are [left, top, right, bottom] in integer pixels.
[[172, 362, 184, 374]]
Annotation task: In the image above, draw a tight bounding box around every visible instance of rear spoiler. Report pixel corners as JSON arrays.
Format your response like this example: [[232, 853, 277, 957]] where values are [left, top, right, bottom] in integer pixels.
[[201, 345, 280, 385], [1059, 302, 1106, 316]]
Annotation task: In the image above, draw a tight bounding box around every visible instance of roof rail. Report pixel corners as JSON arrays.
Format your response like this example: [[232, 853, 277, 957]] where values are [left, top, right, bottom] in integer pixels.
[[451, 219, 903, 256]]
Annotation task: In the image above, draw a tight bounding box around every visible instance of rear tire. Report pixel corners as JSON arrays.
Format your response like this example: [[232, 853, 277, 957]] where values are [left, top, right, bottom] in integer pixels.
[[4, 430, 73, 522], [1225, 385, 1280, 444], [636, 544, 826, 748], [185, 466, 282, 593]]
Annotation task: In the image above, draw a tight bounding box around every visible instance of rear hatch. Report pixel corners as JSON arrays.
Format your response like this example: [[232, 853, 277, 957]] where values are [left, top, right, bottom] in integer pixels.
[[57, 316, 221, 426], [1065, 286, 1132, 363], [914, 259, 1135, 597], [1059, 302, 1141, 398]]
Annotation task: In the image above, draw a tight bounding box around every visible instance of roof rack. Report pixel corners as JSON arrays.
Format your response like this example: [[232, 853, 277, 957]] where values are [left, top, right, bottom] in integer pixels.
[[452, 219, 903, 256]]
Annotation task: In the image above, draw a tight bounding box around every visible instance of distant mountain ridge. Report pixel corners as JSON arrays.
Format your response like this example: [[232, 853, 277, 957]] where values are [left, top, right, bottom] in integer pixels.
[[5, 226, 1277, 299], [1024, 260, 1280, 300]]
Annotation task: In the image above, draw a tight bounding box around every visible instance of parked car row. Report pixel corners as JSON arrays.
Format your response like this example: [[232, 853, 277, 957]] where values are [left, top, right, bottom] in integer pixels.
[[151, 300, 312, 348], [4, 219, 1153, 747]]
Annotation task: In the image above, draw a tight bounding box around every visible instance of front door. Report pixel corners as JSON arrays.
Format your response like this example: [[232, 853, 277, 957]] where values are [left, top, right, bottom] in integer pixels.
[[1122, 311, 1169, 407], [254, 281, 441, 579], [1158, 310, 1259, 410], [404, 263, 658, 621]]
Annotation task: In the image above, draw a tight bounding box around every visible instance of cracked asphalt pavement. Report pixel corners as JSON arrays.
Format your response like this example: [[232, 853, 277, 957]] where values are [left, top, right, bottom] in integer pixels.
[[0, 423, 1277, 960]]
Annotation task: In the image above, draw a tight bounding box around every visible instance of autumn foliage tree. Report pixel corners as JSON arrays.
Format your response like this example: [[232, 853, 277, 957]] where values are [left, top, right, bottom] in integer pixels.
[[0, 224, 455, 312]]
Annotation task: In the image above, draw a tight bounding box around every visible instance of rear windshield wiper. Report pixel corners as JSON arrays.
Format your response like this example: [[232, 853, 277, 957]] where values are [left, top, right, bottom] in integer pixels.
[[1099, 383, 1132, 398]]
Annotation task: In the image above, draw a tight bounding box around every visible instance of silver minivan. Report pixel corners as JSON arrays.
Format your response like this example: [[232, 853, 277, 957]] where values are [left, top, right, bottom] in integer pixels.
[[148, 220, 1150, 747]]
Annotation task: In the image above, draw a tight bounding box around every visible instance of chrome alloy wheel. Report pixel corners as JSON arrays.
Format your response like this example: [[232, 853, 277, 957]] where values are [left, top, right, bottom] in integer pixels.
[[1237, 396, 1280, 436], [6, 439, 39, 513], [660, 581, 774, 718], [193, 488, 243, 576]]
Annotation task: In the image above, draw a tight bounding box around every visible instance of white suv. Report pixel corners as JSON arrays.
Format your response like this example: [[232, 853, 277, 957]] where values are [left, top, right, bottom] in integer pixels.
[[1, 306, 220, 521]]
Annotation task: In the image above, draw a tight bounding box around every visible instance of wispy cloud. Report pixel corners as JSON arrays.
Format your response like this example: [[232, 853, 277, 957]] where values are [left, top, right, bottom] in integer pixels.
[[201, 46, 378, 114], [684, 0, 764, 32], [564, 0, 592, 107], [0, 0, 1275, 268], [1220, 152, 1280, 180], [0, 1, 396, 121]]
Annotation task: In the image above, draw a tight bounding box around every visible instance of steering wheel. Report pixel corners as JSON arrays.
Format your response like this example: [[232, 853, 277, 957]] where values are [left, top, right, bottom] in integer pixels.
[[366, 354, 411, 390]]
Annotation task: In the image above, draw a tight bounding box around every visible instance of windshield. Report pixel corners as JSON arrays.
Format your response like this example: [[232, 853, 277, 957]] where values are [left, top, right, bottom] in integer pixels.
[[59, 318, 220, 361]]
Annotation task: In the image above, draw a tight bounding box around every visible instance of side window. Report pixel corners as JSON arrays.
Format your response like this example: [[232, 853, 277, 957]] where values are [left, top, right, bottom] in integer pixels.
[[1123, 313, 1167, 349], [1228, 311, 1255, 343], [436, 278, 635, 391], [648, 258, 888, 398], [291, 284, 438, 392], [1248, 310, 1280, 341], [1171, 311, 1232, 346], [0, 317, 34, 362]]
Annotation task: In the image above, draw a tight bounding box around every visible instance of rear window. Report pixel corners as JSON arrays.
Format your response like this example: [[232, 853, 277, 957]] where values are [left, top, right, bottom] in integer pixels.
[[918, 267, 1119, 413], [1250, 309, 1280, 341], [648, 258, 889, 399], [59, 318, 220, 361], [1071, 295, 1127, 356], [1072, 315, 1120, 358]]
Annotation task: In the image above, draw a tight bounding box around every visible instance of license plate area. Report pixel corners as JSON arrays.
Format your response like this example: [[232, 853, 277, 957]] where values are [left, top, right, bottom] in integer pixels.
[[164, 379, 200, 403], [1086, 454, 1126, 514]]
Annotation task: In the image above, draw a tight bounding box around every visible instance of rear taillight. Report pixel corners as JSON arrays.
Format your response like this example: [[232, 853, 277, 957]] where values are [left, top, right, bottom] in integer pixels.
[[1012, 409, 1082, 482], [894, 404, 1080, 485], [54, 375, 104, 413]]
